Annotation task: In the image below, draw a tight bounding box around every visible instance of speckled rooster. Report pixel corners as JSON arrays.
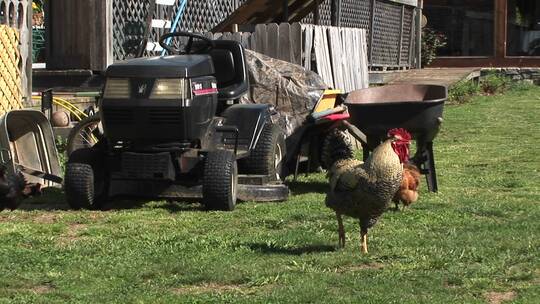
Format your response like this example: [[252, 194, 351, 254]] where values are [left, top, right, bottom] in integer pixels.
[[325, 128, 412, 253]]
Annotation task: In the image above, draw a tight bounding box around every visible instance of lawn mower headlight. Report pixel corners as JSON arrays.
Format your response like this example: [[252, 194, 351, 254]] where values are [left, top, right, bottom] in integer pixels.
[[150, 79, 190, 100], [103, 78, 130, 99]]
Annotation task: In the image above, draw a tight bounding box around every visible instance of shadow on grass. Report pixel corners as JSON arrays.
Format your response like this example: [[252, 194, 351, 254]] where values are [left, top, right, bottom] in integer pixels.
[[101, 198, 204, 213], [287, 180, 329, 195], [16, 188, 204, 213], [17, 188, 70, 211], [248, 242, 336, 255]]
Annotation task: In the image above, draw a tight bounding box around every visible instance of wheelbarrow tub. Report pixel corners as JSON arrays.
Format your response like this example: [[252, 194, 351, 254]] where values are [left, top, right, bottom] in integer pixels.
[[344, 84, 447, 141], [0, 110, 62, 187]]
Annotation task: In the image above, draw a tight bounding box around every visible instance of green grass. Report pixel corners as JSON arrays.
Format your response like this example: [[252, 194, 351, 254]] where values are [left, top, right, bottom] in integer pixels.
[[1, 87, 540, 303]]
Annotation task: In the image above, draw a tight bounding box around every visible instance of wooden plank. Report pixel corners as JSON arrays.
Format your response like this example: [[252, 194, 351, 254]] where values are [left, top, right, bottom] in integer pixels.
[[313, 25, 333, 87], [46, 0, 110, 70], [495, 0, 506, 59], [221, 32, 233, 41], [232, 32, 243, 44], [360, 28, 369, 88], [254, 24, 267, 53], [341, 28, 352, 91], [328, 26, 344, 90], [290, 22, 303, 65], [213, 0, 321, 32], [302, 24, 314, 70], [266, 23, 279, 59], [241, 32, 252, 49], [213, 32, 223, 40], [278, 23, 291, 62]]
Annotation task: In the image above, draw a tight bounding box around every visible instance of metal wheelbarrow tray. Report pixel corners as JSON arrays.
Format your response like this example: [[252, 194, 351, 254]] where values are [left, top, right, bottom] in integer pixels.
[[344, 84, 447, 192], [0, 110, 63, 188]]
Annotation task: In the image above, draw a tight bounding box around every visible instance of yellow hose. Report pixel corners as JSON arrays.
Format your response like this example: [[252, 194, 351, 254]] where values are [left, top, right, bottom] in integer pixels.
[[31, 96, 89, 121]]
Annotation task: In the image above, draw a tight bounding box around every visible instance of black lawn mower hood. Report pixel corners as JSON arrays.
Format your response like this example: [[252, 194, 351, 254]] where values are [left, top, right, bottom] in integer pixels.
[[106, 55, 215, 78]]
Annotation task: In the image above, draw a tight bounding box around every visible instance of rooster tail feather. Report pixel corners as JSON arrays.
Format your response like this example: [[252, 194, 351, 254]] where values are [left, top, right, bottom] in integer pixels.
[[321, 129, 355, 169]]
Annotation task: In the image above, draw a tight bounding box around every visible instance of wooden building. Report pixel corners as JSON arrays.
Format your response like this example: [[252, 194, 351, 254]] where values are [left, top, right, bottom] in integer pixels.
[[44, 0, 419, 71], [424, 0, 540, 67]]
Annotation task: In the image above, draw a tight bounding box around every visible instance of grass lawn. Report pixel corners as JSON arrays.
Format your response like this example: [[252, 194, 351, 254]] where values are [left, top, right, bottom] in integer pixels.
[[1, 86, 539, 303]]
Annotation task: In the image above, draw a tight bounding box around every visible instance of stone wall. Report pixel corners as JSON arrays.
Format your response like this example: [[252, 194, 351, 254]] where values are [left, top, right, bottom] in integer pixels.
[[481, 68, 540, 85]]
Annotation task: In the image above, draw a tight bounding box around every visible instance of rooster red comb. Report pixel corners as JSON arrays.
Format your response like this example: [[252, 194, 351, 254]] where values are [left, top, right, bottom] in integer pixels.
[[387, 128, 412, 141]]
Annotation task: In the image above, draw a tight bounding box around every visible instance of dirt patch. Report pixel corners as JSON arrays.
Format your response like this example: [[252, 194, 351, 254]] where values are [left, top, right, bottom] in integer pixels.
[[56, 223, 87, 246], [339, 262, 384, 273], [484, 291, 517, 304], [172, 283, 272, 295], [443, 280, 459, 289], [30, 284, 55, 294], [0, 214, 15, 222], [34, 213, 60, 224]]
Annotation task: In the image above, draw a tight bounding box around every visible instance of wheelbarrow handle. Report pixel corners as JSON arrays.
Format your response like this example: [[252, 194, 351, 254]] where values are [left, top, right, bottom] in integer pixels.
[[342, 120, 368, 147], [0, 149, 12, 166]]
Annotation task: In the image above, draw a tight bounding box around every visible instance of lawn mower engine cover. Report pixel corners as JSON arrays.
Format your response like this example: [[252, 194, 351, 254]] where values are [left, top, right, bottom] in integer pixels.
[[100, 55, 219, 149]]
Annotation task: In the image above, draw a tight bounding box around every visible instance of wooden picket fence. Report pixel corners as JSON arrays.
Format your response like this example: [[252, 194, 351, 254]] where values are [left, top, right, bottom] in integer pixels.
[[208, 23, 369, 92], [0, 25, 23, 115]]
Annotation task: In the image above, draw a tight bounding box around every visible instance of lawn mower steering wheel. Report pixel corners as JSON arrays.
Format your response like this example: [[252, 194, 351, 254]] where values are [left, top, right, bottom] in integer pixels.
[[159, 32, 214, 55]]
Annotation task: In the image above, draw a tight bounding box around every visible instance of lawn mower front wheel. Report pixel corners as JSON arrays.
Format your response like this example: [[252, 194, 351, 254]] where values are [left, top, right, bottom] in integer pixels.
[[202, 150, 238, 211], [64, 148, 108, 210]]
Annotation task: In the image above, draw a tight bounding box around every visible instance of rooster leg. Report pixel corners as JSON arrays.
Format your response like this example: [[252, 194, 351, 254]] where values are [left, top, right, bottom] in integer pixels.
[[336, 212, 345, 248], [360, 226, 368, 254]]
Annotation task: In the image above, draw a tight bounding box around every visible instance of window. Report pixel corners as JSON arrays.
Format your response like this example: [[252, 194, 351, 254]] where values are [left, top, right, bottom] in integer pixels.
[[507, 0, 540, 56], [424, 0, 495, 56]]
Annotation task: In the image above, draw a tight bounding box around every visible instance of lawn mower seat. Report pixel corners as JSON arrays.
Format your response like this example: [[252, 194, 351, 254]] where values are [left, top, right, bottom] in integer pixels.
[[208, 40, 249, 102]]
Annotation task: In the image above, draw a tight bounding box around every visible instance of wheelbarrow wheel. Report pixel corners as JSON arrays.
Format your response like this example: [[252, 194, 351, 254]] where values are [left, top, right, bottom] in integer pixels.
[[64, 148, 108, 210], [202, 150, 238, 211], [321, 129, 355, 169], [239, 124, 286, 181], [66, 114, 103, 156]]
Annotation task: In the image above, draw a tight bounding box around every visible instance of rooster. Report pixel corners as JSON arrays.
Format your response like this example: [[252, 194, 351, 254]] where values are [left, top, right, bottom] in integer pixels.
[[0, 166, 41, 211], [325, 128, 411, 253], [393, 163, 421, 210]]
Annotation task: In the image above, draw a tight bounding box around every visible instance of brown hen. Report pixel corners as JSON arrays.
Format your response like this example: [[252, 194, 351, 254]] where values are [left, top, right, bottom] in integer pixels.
[[393, 163, 421, 210]]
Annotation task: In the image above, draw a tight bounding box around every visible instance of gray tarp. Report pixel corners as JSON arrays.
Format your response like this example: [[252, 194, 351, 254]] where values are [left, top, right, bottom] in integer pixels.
[[241, 50, 328, 137]]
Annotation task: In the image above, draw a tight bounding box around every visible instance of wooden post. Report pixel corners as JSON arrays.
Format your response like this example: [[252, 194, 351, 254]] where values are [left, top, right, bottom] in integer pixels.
[[46, 0, 113, 70], [105, 0, 113, 67], [44, 0, 51, 68], [282, 0, 288, 23], [331, 0, 341, 27], [398, 6, 404, 66], [495, 0, 506, 60], [415, 0, 422, 68], [314, 0, 320, 25], [369, 0, 376, 63]]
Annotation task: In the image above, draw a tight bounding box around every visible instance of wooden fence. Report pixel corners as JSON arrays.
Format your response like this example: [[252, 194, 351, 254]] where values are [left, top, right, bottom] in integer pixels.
[[208, 23, 369, 92], [0, 24, 23, 114]]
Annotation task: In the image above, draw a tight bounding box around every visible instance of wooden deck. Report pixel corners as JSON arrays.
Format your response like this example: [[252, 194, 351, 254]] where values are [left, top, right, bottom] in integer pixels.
[[371, 68, 481, 87]]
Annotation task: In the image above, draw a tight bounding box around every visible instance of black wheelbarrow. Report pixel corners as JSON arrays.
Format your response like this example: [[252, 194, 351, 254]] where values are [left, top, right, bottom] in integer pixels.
[[343, 84, 447, 192]]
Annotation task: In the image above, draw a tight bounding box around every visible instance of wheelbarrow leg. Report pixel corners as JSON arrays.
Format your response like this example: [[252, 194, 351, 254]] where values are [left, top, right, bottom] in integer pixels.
[[411, 141, 438, 193], [362, 137, 380, 161], [424, 142, 438, 193], [362, 143, 370, 161]]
